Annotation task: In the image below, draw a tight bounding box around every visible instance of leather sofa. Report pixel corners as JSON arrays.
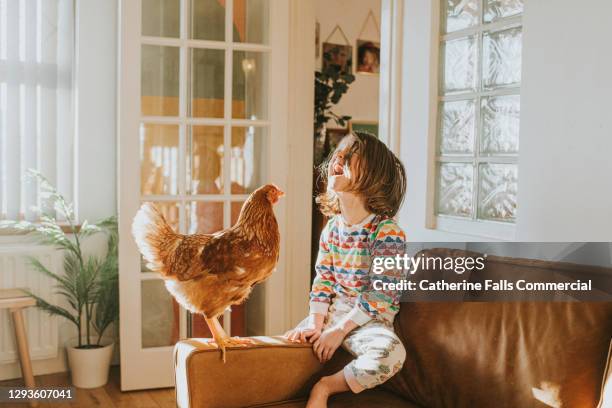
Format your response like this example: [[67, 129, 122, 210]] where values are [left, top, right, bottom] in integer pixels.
[[174, 249, 612, 407]]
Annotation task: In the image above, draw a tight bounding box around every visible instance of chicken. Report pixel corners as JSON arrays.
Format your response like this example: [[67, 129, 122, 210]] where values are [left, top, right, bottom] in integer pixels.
[[132, 184, 284, 361]]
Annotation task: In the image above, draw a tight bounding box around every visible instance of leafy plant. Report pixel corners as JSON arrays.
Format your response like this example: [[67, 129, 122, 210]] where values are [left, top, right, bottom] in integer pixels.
[[0, 170, 118, 348], [314, 47, 356, 132]]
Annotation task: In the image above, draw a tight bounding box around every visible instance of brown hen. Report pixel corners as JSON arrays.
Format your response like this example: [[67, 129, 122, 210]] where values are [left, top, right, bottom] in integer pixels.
[[132, 184, 283, 361]]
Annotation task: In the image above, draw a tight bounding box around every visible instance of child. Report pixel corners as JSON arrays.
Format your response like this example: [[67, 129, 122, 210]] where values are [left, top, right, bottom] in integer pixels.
[[284, 132, 407, 407]]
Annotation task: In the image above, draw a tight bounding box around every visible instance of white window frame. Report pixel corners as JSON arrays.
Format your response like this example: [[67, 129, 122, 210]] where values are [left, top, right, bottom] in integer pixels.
[[426, 0, 521, 241]]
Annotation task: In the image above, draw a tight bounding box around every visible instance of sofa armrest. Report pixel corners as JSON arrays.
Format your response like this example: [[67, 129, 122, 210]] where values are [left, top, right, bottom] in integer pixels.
[[174, 336, 324, 408]]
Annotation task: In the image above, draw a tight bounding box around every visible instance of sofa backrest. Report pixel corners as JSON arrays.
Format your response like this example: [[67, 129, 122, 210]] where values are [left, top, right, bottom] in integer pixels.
[[386, 248, 612, 407]]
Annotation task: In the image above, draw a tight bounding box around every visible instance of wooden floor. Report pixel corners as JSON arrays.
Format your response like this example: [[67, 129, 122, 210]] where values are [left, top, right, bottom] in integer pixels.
[[0, 367, 175, 407]]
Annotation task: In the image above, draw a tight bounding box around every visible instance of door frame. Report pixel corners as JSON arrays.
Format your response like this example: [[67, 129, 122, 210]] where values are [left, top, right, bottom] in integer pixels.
[[379, 0, 405, 155], [117, 0, 297, 390]]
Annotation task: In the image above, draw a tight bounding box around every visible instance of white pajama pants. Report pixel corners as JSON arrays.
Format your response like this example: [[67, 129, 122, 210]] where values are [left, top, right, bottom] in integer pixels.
[[302, 299, 406, 393]]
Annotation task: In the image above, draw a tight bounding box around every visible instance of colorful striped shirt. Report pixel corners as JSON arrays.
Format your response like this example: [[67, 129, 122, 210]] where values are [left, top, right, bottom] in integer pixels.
[[309, 214, 407, 325]]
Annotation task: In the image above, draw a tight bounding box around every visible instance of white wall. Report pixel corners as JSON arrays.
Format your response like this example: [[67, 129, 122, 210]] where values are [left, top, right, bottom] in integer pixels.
[[516, 0, 612, 241], [398, 0, 612, 242], [315, 0, 381, 123], [398, 0, 469, 242]]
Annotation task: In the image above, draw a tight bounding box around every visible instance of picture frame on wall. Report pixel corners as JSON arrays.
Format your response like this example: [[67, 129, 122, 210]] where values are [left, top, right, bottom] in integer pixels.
[[351, 120, 379, 138], [356, 40, 380, 74], [322, 42, 353, 75]]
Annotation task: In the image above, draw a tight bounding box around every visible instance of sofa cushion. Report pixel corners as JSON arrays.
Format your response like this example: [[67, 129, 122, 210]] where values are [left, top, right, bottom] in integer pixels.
[[385, 302, 612, 408]]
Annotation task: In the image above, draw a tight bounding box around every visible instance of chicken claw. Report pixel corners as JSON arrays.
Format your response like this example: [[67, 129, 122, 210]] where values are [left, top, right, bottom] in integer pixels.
[[205, 316, 256, 362], [212, 337, 256, 362]]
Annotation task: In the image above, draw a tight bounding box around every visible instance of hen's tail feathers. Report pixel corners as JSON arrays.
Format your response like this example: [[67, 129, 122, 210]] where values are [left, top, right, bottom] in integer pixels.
[[132, 203, 179, 276]]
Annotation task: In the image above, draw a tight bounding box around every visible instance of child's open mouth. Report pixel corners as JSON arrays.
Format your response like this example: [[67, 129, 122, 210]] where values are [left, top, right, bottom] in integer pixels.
[[332, 162, 344, 176]]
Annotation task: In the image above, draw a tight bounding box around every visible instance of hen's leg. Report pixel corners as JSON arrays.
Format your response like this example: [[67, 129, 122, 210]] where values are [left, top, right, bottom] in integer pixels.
[[204, 316, 254, 362]]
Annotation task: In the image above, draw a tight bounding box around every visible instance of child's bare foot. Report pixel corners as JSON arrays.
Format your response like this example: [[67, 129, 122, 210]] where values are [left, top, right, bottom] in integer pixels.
[[306, 378, 331, 408]]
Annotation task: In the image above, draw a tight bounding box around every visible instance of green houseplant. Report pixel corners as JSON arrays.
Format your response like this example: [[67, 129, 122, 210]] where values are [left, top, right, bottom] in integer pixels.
[[0, 170, 118, 388], [314, 47, 356, 165]]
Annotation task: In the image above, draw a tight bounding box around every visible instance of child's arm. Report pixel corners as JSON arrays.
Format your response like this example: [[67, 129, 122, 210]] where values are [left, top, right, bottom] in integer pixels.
[[312, 316, 358, 362], [309, 220, 336, 315]]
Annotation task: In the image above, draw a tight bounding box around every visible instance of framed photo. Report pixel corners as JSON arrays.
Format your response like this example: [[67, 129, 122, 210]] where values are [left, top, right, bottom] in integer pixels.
[[356, 40, 380, 74], [351, 121, 379, 138], [322, 42, 353, 75]]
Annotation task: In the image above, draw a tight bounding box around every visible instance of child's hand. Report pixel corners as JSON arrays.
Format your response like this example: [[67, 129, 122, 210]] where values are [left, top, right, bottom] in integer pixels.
[[313, 326, 346, 363], [285, 326, 321, 343], [284, 314, 324, 343]]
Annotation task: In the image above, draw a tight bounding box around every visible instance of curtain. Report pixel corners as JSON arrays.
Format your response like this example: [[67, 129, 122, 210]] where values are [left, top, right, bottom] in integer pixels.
[[0, 0, 74, 221]]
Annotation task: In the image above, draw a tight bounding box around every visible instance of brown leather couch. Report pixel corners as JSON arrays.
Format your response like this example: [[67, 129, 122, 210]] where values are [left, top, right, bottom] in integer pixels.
[[174, 250, 612, 407]]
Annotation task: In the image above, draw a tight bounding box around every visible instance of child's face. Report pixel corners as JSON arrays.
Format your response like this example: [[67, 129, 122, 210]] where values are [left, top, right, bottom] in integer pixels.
[[362, 50, 377, 67], [328, 140, 360, 193]]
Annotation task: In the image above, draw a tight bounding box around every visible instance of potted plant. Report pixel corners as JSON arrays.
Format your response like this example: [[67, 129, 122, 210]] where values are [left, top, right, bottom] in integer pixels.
[[0, 171, 118, 388], [314, 48, 355, 165]]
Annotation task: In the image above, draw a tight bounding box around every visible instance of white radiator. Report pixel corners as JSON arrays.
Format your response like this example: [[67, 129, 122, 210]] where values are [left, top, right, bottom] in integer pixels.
[[0, 240, 61, 363]]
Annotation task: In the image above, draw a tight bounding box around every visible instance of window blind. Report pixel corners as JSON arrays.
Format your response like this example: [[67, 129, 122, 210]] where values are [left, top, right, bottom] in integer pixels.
[[0, 0, 74, 221]]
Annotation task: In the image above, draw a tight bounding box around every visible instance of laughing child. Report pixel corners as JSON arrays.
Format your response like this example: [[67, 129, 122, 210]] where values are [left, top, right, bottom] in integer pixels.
[[284, 131, 408, 407]]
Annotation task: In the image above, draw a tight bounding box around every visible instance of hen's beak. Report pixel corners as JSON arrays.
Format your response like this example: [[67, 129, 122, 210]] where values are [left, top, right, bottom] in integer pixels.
[[277, 190, 285, 198]]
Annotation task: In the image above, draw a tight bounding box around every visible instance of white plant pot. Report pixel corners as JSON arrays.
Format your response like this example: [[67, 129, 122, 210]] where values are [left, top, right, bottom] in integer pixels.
[[65, 337, 114, 389]]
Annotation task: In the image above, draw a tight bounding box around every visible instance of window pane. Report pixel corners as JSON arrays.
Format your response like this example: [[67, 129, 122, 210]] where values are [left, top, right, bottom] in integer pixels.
[[191, 0, 225, 41], [233, 0, 269, 43], [189, 126, 224, 194], [231, 127, 267, 194], [482, 27, 522, 90], [478, 163, 518, 222], [481, 95, 520, 155], [444, 0, 479, 33], [188, 201, 224, 234], [140, 124, 179, 195], [140, 201, 180, 272], [190, 48, 225, 118], [439, 100, 475, 154], [142, 0, 180, 38], [141, 45, 180, 116], [441, 36, 477, 94], [233, 51, 269, 119], [484, 0, 524, 23], [437, 163, 474, 218], [142, 279, 178, 347]]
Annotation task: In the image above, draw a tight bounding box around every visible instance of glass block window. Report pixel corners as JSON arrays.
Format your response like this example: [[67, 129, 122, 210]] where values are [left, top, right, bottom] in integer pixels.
[[436, 0, 522, 223]]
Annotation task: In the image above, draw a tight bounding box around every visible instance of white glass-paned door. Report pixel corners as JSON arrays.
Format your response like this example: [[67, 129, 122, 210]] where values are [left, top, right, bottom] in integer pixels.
[[118, 0, 287, 390]]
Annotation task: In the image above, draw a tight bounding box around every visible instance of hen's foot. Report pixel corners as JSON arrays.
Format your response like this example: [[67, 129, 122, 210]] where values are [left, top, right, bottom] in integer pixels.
[[212, 337, 256, 362], [224, 336, 256, 347]]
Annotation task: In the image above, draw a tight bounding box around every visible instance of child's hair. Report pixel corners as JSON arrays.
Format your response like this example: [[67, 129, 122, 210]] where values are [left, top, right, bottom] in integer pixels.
[[316, 131, 406, 217]]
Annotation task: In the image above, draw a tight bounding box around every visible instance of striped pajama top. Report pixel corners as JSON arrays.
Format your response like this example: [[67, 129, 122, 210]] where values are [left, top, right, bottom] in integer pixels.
[[309, 214, 407, 325]]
